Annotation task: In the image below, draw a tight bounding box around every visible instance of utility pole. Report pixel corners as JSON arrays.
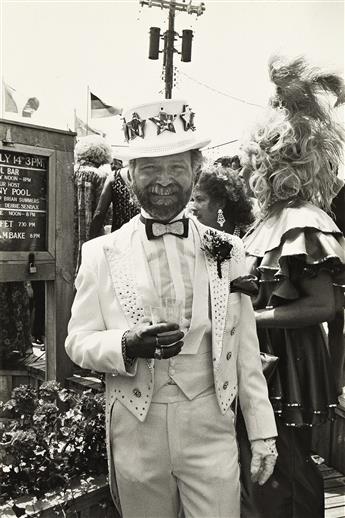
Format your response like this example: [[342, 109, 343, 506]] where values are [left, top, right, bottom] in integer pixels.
[[165, 2, 175, 99], [140, 0, 205, 99]]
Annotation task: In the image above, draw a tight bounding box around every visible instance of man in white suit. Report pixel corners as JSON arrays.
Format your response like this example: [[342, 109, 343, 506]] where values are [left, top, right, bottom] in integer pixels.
[[66, 99, 277, 518]]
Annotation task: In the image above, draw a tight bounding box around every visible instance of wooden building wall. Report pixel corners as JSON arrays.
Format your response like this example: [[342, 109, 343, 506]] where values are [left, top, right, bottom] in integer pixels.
[[0, 119, 76, 382]]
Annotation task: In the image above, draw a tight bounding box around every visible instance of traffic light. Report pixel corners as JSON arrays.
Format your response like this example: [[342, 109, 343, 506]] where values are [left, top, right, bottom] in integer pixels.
[[149, 27, 161, 60], [181, 29, 193, 62]]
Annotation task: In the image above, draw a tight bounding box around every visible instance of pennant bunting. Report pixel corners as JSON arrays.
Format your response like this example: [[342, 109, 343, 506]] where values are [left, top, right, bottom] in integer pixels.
[[90, 92, 122, 118], [74, 112, 106, 137], [3, 81, 18, 113], [22, 97, 40, 118]]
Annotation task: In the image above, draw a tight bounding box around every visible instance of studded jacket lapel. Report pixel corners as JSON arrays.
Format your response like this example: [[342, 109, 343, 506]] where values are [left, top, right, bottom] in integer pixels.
[[192, 218, 230, 369], [103, 216, 154, 369]]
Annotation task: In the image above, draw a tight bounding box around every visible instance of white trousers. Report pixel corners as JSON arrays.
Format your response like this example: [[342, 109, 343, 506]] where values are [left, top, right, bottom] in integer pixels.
[[110, 391, 240, 518]]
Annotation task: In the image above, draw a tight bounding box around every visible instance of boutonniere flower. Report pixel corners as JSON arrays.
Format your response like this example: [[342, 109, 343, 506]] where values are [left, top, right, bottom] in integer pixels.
[[201, 229, 233, 279]]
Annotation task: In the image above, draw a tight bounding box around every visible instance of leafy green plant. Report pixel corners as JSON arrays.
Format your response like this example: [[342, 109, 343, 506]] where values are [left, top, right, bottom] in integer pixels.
[[0, 382, 107, 504]]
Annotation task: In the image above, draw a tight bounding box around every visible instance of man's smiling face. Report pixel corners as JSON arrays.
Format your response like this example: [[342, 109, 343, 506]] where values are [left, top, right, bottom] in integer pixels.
[[129, 151, 194, 222]]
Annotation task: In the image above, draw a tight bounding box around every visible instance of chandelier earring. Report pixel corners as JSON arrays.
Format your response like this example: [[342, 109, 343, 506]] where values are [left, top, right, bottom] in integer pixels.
[[217, 208, 226, 228]]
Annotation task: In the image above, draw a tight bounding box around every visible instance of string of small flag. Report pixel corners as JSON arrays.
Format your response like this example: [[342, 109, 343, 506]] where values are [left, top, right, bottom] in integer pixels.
[[180, 71, 265, 109]]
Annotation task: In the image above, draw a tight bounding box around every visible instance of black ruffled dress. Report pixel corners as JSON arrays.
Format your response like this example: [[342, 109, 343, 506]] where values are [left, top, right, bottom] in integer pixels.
[[244, 202, 345, 427]]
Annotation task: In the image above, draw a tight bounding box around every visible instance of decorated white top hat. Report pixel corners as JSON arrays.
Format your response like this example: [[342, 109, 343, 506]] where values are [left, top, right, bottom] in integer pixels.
[[118, 99, 211, 160]]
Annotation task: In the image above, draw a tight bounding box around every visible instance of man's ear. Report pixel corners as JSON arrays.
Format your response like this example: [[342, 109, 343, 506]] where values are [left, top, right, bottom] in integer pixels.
[[192, 166, 201, 186], [126, 161, 136, 186], [122, 167, 134, 185]]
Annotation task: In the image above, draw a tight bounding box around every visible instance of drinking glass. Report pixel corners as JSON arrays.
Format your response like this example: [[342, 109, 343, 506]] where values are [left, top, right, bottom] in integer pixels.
[[149, 298, 183, 339]]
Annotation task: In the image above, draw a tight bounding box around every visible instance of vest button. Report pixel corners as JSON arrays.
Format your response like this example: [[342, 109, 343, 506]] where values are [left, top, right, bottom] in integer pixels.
[[223, 381, 229, 390], [133, 388, 141, 398], [230, 327, 236, 336], [226, 352, 232, 360]]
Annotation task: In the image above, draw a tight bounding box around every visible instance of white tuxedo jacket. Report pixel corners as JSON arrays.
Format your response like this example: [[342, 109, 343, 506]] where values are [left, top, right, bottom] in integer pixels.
[[65, 215, 276, 507]]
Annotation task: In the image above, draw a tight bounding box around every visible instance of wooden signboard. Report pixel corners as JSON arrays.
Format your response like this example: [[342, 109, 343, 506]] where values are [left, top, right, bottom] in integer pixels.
[[0, 150, 48, 251], [0, 142, 56, 280]]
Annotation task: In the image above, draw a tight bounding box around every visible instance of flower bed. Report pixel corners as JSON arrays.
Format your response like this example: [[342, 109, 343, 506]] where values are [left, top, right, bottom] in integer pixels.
[[0, 473, 116, 517], [0, 381, 112, 516]]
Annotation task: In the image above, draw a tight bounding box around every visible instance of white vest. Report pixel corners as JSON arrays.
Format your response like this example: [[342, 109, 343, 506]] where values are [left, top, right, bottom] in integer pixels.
[[152, 322, 214, 403]]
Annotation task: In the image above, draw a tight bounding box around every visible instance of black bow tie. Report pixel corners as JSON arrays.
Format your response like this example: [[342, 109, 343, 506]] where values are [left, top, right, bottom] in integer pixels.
[[140, 215, 189, 240]]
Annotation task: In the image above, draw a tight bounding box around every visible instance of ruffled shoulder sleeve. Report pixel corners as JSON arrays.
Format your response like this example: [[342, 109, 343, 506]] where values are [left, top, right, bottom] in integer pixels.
[[243, 203, 345, 293]]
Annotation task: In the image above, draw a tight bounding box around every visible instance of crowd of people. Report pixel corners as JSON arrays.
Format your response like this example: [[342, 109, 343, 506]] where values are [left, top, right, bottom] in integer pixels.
[[66, 56, 345, 518]]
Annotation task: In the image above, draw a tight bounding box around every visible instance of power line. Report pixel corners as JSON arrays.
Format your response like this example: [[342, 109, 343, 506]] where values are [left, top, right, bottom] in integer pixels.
[[204, 139, 238, 151], [180, 71, 265, 108]]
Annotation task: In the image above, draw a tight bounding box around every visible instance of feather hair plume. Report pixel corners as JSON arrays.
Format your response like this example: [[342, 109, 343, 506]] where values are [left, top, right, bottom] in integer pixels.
[[269, 56, 345, 118]]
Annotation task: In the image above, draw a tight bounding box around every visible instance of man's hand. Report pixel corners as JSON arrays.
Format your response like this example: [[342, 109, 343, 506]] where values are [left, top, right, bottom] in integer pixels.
[[250, 438, 278, 485], [126, 321, 184, 360]]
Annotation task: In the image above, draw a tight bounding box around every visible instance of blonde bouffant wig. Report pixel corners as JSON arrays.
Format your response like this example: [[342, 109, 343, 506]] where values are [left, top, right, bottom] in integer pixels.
[[240, 56, 345, 217]]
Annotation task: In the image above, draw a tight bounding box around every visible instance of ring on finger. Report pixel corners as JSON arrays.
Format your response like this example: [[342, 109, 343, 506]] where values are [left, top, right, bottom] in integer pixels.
[[154, 347, 163, 360]]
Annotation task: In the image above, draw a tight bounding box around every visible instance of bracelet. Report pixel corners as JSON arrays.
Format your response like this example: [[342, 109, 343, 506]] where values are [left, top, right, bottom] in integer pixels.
[[121, 330, 135, 367]]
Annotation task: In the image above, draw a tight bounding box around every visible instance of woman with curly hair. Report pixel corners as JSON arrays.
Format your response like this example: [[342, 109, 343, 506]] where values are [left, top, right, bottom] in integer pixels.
[[191, 164, 264, 518], [73, 135, 112, 273], [241, 56, 345, 518], [191, 164, 254, 238]]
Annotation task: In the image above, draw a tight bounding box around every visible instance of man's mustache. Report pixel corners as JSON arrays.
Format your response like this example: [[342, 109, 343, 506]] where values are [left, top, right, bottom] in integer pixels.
[[148, 184, 180, 195]]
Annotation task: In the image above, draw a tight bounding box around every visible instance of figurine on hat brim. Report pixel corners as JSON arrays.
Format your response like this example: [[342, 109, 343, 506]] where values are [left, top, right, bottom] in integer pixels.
[[118, 99, 210, 161]]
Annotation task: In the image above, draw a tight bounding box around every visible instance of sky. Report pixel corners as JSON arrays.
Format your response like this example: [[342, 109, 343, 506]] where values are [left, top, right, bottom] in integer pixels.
[[1, 0, 344, 160]]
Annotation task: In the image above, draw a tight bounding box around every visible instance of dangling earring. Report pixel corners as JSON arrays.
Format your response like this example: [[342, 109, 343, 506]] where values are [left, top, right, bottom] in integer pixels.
[[217, 208, 225, 228]]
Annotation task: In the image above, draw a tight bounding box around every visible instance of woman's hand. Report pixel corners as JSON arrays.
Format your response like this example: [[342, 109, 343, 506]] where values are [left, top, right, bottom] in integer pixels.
[[254, 271, 335, 329]]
